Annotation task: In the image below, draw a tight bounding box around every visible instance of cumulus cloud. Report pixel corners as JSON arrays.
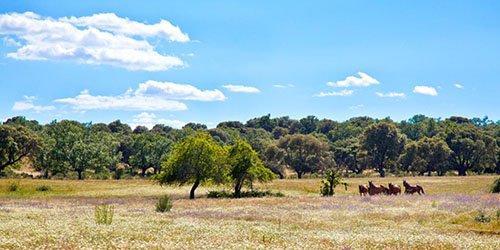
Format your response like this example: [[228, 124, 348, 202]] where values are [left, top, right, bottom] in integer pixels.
[[12, 95, 55, 112], [222, 84, 260, 93], [413, 86, 438, 96], [3, 37, 20, 46], [61, 13, 189, 42], [55, 81, 225, 111], [130, 112, 186, 129], [272, 84, 294, 88], [376, 92, 406, 98], [327, 72, 379, 88], [0, 12, 188, 71], [454, 83, 464, 89], [137, 80, 226, 101], [315, 89, 354, 97]]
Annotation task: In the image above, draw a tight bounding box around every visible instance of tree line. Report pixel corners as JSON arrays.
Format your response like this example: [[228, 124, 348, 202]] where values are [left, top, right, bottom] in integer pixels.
[[1, 114, 499, 181]]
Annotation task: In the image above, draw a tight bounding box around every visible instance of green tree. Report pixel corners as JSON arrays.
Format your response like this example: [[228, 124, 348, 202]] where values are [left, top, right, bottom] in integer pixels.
[[156, 132, 226, 199], [0, 125, 39, 173], [359, 122, 406, 177], [278, 134, 330, 178], [262, 144, 286, 178], [130, 133, 173, 176], [399, 137, 451, 176], [444, 123, 498, 176], [331, 137, 365, 174], [227, 140, 274, 198]]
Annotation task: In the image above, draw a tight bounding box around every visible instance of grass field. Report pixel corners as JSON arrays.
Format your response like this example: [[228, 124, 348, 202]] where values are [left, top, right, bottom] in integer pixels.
[[0, 176, 499, 249]]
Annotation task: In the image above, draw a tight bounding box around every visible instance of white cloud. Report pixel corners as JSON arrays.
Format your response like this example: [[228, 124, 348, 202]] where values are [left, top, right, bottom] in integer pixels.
[[61, 13, 189, 42], [0, 12, 188, 71], [222, 84, 260, 93], [327, 72, 379, 88], [315, 89, 354, 97], [272, 84, 294, 88], [454, 83, 464, 89], [130, 112, 186, 129], [3, 37, 20, 46], [55, 81, 225, 111], [349, 104, 364, 110], [137, 80, 226, 101], [376, 92, 406, 98], [12, 95, 55, 112], [413, 86, 438, 96]]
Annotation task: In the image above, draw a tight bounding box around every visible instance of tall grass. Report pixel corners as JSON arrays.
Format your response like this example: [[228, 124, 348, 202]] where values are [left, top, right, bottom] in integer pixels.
[[95, 203, 114, 225]]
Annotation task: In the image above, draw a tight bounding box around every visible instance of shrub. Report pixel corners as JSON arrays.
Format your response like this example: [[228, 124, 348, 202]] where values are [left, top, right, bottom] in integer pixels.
[[95, 203, 114, 225], [113, 165, 125, 180], [491, 178, 500, 193], [8, 180, 20, 192], [474, 210, 491, 223], [156, 194, 173, 213], [320, 169, 348, 196], [36, 185, 51, 192], [207, 190, 284, 198]]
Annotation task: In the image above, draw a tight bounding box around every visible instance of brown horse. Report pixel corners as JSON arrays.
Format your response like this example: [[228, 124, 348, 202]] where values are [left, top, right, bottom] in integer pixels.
[[368, 181, 387, 195], [388, 183, 401, 195], [403, 180, 425, 195], [358, 184, 369, 196]]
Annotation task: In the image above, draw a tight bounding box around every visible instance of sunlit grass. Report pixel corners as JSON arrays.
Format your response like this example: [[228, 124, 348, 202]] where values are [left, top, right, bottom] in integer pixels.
[[0, 176, 499, 249]]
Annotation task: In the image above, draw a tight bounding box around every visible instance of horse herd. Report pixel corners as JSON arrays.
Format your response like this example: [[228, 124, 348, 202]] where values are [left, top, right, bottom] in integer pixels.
[[358, 180, 425, 196]]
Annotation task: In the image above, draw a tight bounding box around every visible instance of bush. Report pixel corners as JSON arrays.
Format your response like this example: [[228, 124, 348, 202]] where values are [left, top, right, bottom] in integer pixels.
[[113, 165, 125, 180], [8, 180, 20, 192], [474, 210, 491, 223], [95, 203, 114, 225], [207, 190, 284, 199], [320, 169, 348, 196], [491, 178, 500, 193], [156, 194, 173, 213], [36, 185, 51, 192]]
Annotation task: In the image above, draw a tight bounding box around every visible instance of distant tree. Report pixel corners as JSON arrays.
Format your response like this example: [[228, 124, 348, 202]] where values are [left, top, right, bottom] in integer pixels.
[[272, 127, 288, 139], [227, 140, 274, 198], [359, 122, 406, 177], [262, 144, 286, 178], [156, 132, 226, 199], [108, 120, 132, 135], [444, 123, 498, 176], [0, 125, 39, 173], [278, 134, 330, 178], [3, 116, 43, 131], [399, 137, 451, 176], [217, 121, 244, 130], [132, 126, 149, 134], [317, 119, 337, 134], [299, 115, 319, 134], [90, 123, 112, 133], [130, 133, 173, 176], [183, 123, 207, 131], [245, 114, 276, 132], [331, 137, 364, 174], [241, 128, 272, 154], [150, 124, 173, 136]]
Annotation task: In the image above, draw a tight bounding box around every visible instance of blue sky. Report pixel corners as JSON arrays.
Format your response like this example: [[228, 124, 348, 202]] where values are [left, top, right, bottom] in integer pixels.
[[1, 1, 499, 128]]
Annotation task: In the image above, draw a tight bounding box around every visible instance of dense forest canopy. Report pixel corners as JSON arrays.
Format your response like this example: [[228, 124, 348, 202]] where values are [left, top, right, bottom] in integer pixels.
[[1, 114, 499, 179]]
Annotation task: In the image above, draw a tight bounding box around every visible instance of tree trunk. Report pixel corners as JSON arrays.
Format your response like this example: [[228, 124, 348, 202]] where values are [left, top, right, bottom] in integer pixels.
[[297, 172, 303, 179], [378, 166, 386, 177], [278, 172, 284, 179], [141, 167, 146, 177], [234, 179, 243, 198], [77, 170, 83, 180], [190, 179, 200, 199], [458, 168, 467, 176]]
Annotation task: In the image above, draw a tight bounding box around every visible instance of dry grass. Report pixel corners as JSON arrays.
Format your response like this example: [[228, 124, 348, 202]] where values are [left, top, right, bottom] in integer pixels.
[[0, 176, 499, 249]]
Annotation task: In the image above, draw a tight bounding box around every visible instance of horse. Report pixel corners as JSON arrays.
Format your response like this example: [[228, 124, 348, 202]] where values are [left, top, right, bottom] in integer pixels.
[[402, 180, 425, 195], [388, 183, 401, 195], [358, 184, 369, 196], [368, 181, 387, 195]]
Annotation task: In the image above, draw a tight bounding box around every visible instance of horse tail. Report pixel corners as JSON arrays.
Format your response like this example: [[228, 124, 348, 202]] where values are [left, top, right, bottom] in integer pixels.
[[418, 185, 425, 194]]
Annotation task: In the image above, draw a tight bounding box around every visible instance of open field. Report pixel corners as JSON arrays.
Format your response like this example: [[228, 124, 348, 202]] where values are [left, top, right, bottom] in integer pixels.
[[1, 176, 499, 249]]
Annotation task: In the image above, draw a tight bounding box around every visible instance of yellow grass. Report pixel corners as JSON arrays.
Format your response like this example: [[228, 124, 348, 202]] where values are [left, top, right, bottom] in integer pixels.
[[0, 176, 499, 249]]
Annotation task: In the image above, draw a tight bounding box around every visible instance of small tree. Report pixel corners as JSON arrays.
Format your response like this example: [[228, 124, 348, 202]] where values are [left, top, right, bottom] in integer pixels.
[[155, 132, 226, 199], [320, 169, 348, 196], [227, 140, 274, 198]]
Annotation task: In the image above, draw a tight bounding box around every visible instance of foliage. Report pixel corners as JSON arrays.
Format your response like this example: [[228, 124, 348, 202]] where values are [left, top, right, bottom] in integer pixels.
[[227, 140, 274, 198], [359, 122, 406, 177], [95, 203, 114, 225], [155, 132, 227, 199], [129, 133, 173, 176], [155, 194, 173, 212], [278, 134, 331, 178], [474, 210, 491, 223], [320, 169, 348, 196], [0, 125, 39, 173], [399, 137, 452, 176]]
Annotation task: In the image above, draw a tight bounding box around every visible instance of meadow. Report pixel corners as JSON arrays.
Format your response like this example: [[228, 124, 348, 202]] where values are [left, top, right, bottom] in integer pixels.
[[0, 176, 499, 249]]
